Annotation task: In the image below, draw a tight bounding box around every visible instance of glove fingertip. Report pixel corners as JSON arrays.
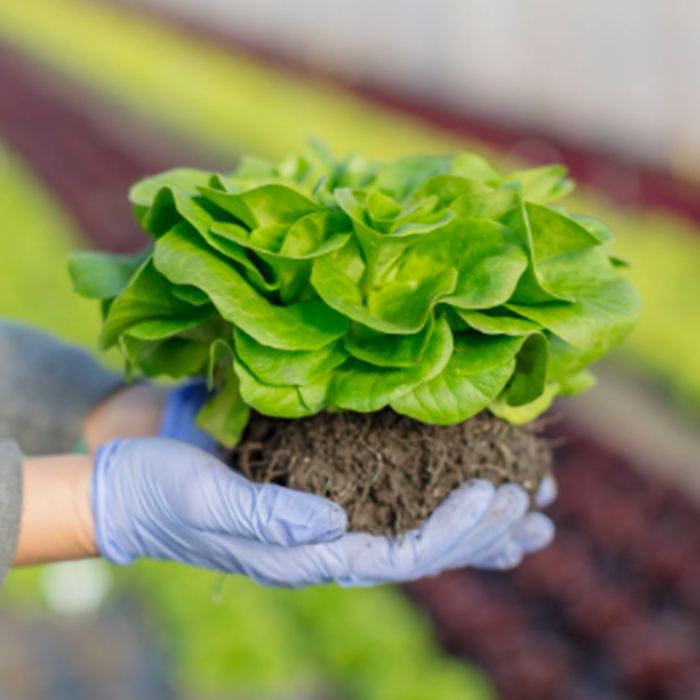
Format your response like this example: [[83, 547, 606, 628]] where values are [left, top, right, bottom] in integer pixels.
[[461, 478, 497, 501], [473, 539, 524, 571], [304, 503, 349, 545], [255, 484, 348, 547], [495, 483, 530, 519], [513, 512, 556, 553], [496, 541, 524, 570], [535, 475, 558, 508]]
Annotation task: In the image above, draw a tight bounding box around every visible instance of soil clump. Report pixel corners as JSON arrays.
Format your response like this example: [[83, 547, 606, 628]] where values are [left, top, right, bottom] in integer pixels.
[[231, 410, 553, 536]]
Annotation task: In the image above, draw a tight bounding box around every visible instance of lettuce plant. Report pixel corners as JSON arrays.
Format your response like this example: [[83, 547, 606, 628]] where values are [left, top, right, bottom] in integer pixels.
[[69, 142, 640, 447]]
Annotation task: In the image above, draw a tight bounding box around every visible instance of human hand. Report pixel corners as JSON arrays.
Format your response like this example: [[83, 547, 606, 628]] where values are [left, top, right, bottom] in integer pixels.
[[325, 477, 555, 586], [159, 380, 217, 453], [89, 379, 556, 569], [84, 379, 214, 453], [92, 437, 349, 568], [92, 437, 554, 585], [431, 475, 556, 573]]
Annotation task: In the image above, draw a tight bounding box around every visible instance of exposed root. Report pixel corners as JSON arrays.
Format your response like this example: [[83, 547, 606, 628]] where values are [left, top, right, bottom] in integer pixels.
[[228, 410, 553, 536]]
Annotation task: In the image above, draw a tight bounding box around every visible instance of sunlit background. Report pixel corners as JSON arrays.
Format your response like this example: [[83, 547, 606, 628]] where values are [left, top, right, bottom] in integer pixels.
[[1, 0, 699, 698]]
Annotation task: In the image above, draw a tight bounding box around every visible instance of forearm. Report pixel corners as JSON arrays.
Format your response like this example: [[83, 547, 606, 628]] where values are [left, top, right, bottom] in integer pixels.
[[14, 454, 97, 566]]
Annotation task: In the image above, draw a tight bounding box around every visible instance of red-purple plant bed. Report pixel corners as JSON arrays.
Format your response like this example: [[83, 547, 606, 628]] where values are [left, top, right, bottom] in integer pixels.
[[405, 424, 700, 700]]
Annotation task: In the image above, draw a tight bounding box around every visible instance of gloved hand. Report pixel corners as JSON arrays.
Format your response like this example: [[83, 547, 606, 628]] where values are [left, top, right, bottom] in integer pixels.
[[92, 438, 555, 586], [452, 475, 556, 572], [159, 380, 216, 453], [159, 380, 558, 572]]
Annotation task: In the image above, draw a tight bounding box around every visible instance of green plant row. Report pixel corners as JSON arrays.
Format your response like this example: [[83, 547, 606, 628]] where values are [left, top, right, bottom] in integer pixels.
[[70, 143, 640, 446], [0, 142, 101, 345], [130, 561, 497, 700]]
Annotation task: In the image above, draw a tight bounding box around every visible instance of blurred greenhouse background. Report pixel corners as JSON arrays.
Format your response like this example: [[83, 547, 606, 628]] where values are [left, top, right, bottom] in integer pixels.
[[135, 0, 700, 174], [0, 0, 699, 699]]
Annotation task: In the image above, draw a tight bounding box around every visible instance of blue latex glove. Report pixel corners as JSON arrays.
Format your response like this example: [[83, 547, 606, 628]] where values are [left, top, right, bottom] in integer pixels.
[[92, 438, 555, 586], [467, 476, 556, 570], [159, 380, 216, 453], [159, 381, 557, 572]]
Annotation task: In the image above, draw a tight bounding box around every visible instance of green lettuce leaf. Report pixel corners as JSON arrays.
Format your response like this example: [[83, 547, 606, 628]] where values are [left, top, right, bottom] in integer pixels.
[[68, 249, 150, 300], [525, 202, 601, 262], [489, 381, 560, 424], [343, 316, 435, 368], [395, 217, 528, 310], [508, 250, 641, 358], [451, 153, 500, 182], [311, 238, 457, 334], [502, 333, 548, 406], [100, 258, 207, 349], [456, 308, 543, 336], [122, 335, 210, 379], [154, 224, 348, 350], [234, 359, 329, 418], [129, 167, 213, 221], [234, 327, 347, 386], [329, 316, 454, 411], [196, 372, 250, 448], [71, 143, 640, 442], [374, 155, 452, 200], [559, 369, 597, 396], [198, 184, 322, 228], [390, 331, 518, 424], [494, 165, 574, 203]]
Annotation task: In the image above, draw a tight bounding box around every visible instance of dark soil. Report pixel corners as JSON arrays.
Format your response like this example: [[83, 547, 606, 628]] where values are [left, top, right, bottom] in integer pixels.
[[230, 409, 553, 536]]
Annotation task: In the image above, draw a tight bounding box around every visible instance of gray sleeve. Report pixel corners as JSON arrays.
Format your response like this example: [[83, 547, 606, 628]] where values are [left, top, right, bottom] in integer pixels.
[[0, 322, 124, 456], [0, 440, 23, 590]]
